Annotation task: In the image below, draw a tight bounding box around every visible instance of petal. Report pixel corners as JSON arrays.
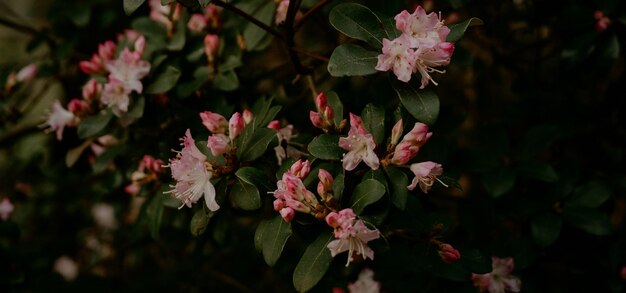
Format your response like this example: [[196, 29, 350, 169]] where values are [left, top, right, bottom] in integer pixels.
[[204, 181, 220, 211]]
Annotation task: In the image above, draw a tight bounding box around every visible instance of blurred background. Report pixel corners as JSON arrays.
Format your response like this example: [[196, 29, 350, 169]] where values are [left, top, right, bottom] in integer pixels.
[[1, 0, 625, 292]]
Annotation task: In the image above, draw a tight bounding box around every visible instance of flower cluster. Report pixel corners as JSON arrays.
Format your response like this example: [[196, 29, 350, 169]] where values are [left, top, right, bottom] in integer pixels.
[[339, 113, 379, 171], [326, 208, 380, 266], [310, 92, 344, 132], [272, 160, 318, 222], [375, 6, 454, 88], [200, 110, 252, 156], [471, 257, 522, 293], [125, 155, 165, 196]]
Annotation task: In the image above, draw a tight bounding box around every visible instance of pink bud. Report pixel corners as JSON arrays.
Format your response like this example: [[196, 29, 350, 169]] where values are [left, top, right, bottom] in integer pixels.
[[187, 13, 207, 32], [267, 120, 281, 130], [310, 111, 324, 128], [317, 169, 334, 196], [200, 111, 228, 133], [315, 92, 328, 111], [79, 59, 101, 74], [242, 109, 253, 124], [134, 36, 146, 55], [228, 112, 245, 139], [325, 212, 340, 228], [323, 105, 334, 122], [15, 64, 37, 82], [289, 160, 310, 179], [279, 207, 295, 222], [98, 41, 117, 61], [390, 119, 403, 146], [204, 34, 220, 62], [124, 183, 141, 196], [207, 134, 230, 155], [67, 99, 87, 114], [438, 243, 461, 263], [273, 199, 284, 211], [439, 42, 455, 55], [82, 79, 102, 101], [141, 155, 163, 173], [332, 288, 346, 293]]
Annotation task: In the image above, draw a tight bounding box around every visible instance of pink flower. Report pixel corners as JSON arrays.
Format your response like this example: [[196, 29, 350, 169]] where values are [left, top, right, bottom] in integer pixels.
[[79, 40, 117, 74], [594, 11, 611, 32], [204, 4, 222, 29], [407, 161, 443, 193], [204, 34, 220, 63], [15, 64, 37, 82], [207, 133, 231, 155], [101, 78, 132, 115], [438, 243, 461, 263], [0, 198, 15, 221], [167, 129, 219, 211], [67, 99, 88, 115], [275, 0, 290, 25], [339, 113, 379, 171], [142, 155, 164, 173], [391, 122, 432, 165], [289, 159, 310, 179], [228, 112, 245, 140], [471, 257, 521, 293], [105, 48, 151, 95], [326, 208, 380, 266], [188, 14, 207, 32], [348, 268, 381, 293], [200, 111, 228, 133], [272, 161, 319, 222], [82, 79, 102, 101], [395, 6, 449, 48], [414, 41, 454, 89], [42, 100, 76, 141], [375, 35, 417, 82], [310, 111, 324, 128], [267, 120, 281, 130]]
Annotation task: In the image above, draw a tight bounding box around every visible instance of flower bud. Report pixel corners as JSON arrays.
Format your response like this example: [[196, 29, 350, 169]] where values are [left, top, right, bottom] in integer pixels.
[[229, 112, 244, 139], [438, 243, 461, 263], [279, 207, 295, 222], [323, 105, 334, 122], [68, 99, 88, 115], [82, 79, 102, 101], [204, 34, 220, 63], [310, 111, 324, 129], [242, 109, 254, 124], [207, 134, 230, 156], [187, 14, 207, 32], [289, 160, 310, 179], [200, 111, 228, 133], [315, 92, 328, 111], [134, 36, 146, 55], [267, 120, 281, 130], [15, 64, 37, 82], [390, 119, 403, 147], [317, 169, 334, 198]]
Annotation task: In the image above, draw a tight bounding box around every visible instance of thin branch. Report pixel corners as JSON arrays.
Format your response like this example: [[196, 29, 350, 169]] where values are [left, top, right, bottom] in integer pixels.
[[290, 47, 329, 62], [294, 0, 333, 29], [211, 0, 285, 42], [282, 0, 310, 75], [0, 17, 56, 49]]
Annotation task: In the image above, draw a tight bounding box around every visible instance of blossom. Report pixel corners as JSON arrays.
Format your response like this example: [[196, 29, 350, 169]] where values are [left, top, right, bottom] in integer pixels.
[[414, 41, 454, 88], [101, 78, 132, 115], [471, 257, 521, 293], [275, 0, 290, 25], [149, 0, 181, 33], [375, 34, 418, 82], [188, 14, 207, 32], [228, 112, 245, 140], [339, 113, 379, 171], [269, 121, 300, 165], [272, 160, 318, 222], [167, 129, 219, 211], [91, 203, 118, 230], [390, 122, 432, 165], [67, 99, 89, 115], [207, 133, 231, 155], [79, 40, 117, 74], [200, 111, 228, 133], [82, 79, 102, 101], [124, 155, 164, 196], [204, 34, 220, 63], [105, 47, 151, 95], [53, 256, 79, 281], [42, 100, 76, 141], [407, 161, 443, 193], [395, 6, 449, 49], [326, 208, 380, 266], [348, 268, 381, 293], [0, 197, 15, 220]]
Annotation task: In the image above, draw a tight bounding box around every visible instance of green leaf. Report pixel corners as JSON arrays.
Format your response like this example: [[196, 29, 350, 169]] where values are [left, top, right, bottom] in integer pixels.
[[391, 79, 440, 125], [517, 162, 558, 182], [235, 167, 274, 193], [65, 139, 93, 167], [531, 212, 562, 247], [146, 194, 164, 239], [379, 16, 401, 39], [230, 178, 261, 210], [307, 134, 344, 160], [162, 0, 176, 4], [190, 209, 213, 236], [126, 96, 145, 120], [242, 1, 274, 51], [92, 145, 126, 173], [327, 44, 379, 77], [77, 111, 113, 139], [167, 19, 186, 51], [460, 249, 492, 274], [198, 0, 211, 8], [237, 128, 276, 162], [350, 179, 386, 215], [329, 3, 386, 49], [567, 181, 611, 208], [482, 168, 516, 198], [254, 220, 268, 252], [176, 67, 209, 98], [563, 207, 612, 236], [446, 17, 483, 42], [293, 232, 334, 293], [361, 103, 385, 145], [124, 0, 146, 15], [519, 124, 561, 158], [385, 167, 408, 210], [146, 66, 181, 94], [325, 91, 344, 126], [261, 215, 292, 267], [332, 173, 345, 201], [213, 69, 240, 91]]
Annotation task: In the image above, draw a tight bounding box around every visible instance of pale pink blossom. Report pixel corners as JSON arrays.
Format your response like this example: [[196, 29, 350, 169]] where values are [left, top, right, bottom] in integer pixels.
[[15, 64, 37, 82], [207, 133, 231, 155], [395, 7, 449, 48], [53, 256, 79, 281], [348, 268, 381, 293], [105, 48, 151, 95], [472, 257, 521, 293], [167, 129, 219, 211], [188, 14, 207, 32], [407, 161, 443, 193], [326, 208, 380, 266], [272, 160, 319, 222], [414, 41, 454, 88], [339, 113, 379, 171], [438, 243, 461, 263], [79, 40, 117, 74], [42, 100, 76, 141], [228, 112, 245, 140], [375, 34, 417, 83], [275, 0, 290, 25], [200, 111, 228, 133], [0, 198, 14, 220], [101, 78, 132, 115], [390, 122, 432, 165]]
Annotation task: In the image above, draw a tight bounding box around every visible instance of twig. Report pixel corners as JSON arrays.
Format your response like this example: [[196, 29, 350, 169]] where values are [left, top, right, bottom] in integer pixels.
[[0, 17, 56, 49], [282, 0, 310, 75], [290, 47, 330, 62], [211, 0, 285, 42], [294, 0, 333, 29]]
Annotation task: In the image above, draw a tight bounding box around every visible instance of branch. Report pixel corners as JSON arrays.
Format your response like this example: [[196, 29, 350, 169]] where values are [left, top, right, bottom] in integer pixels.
[[294, 0, 333, 29], [211, 0, 285, 42], [0, 17, 56, 49], [290, 47, 329, 62]]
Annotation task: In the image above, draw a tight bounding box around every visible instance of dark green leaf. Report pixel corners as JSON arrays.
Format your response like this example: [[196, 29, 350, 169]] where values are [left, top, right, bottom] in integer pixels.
[[92, 145, 126, 173], [446, 17, 483, 42], [190, 209, 213, 236], [460, 249, 492, 274], [385, 167, 408, 210], [293, 232, 334, 293], [230, 178, 261, 210], [262, 215, 292, 267], [213, 69, 239, 91], [379, 16, 401, 39], [327, 44, 379, 77], [329, 3, 386, 48], [361, 103, 385, 145], [167, 20, 186, 51], [350, 179, 386, 215], [65, 139, 92, 167], [517, 162, 558, 182], [146, 194, 164, 239], [391, 79, 440, 125], [242, 1, 274, 51], [237, 128, 276, 162], [563, 207, 612, 235], [531, 212, 562, 247], [326, 91, 344, 126], [482, 168, 516, 198], [254, 220, 268, 252], [567, 181, 611, 208], [146, 66, 181, 94], [307, 134, 344, 160], [77, 111, 113, 139], [124, 0, 146, 15], [332, 173, 345, 201], [198, 0, 211, 8], [235, 167, 274, 192], [125, 96, 145, 120], [519, 124, 561, 158]]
